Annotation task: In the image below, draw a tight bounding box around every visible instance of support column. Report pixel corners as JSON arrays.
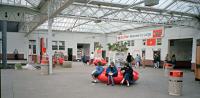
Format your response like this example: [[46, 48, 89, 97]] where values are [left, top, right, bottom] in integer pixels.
[[2, 20, 7, 68], [36, 34, 40, 64], [191, 38, 197, 71], [47, 19, 53, 74], [47, 1, 53, 74]]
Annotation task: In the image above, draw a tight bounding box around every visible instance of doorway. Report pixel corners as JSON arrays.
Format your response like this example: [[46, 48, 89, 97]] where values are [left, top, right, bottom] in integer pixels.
[[102, 50, 106, 59], [77, 43, 90, 61], [68, 48, 73, 61], [169, 38, 193, 68], [153, 50, 160, 60]]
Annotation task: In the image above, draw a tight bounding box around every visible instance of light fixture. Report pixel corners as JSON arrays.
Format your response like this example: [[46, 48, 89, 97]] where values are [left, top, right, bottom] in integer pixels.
[[144, 0, 159, 6], [94, 19, 102, 23]]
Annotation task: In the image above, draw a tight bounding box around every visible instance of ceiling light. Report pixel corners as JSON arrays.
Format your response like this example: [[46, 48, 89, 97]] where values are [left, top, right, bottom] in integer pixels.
[[144, 0, 159, 6], [94, 19, 102, 23]]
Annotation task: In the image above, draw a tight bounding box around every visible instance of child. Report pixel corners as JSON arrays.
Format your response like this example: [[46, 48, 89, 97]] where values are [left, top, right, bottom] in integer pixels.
[[91, 62, 104, 83], [120, 63, 133, 87], [106, 62, 118, 86]]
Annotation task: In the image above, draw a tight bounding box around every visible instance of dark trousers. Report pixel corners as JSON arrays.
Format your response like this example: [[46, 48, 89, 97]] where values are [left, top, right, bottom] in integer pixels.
[[14, 54, 18, 60]]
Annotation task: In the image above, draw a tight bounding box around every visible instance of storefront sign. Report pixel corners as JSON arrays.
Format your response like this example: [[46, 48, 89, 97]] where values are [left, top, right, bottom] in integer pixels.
[[117, 29, 163, 41]]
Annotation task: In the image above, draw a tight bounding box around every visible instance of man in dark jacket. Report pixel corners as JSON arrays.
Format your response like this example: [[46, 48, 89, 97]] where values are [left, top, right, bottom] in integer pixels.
[[126, 53, 134, 67]]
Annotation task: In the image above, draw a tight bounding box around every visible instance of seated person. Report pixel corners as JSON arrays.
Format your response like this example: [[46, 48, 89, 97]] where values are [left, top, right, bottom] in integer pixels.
[[91, 62, 104, 83], [120, 63, 133, 87], [106, 62, 118, 86]]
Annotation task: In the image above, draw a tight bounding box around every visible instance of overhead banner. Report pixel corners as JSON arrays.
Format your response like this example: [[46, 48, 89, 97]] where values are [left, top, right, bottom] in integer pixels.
[[117, 28, 164, 41]]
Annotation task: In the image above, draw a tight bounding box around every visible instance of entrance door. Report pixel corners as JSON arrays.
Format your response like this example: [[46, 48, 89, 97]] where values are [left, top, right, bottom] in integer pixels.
[[153, 50, 160, 60], [102, 50, 106, 59], [142, 50, 145, 58], [68, 48, 73, 61]]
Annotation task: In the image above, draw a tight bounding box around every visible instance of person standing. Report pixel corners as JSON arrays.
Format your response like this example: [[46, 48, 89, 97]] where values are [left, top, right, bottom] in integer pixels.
[[13, 49, 19, 60], [135, 54, 141, 68], [82, 54, 87, 65], [153, 53, 158, 68], [126, 53, 134, 67], [142, 54, 145, 68], [90, 52, 94, 65], [153, 53, 160, 68], [171, 54, 176, 68]]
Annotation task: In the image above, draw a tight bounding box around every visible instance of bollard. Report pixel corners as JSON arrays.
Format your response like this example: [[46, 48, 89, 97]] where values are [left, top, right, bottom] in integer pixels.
[[168, 70, 183, 96], [41, 56, 49, 75], [164, 63, 173, 77]]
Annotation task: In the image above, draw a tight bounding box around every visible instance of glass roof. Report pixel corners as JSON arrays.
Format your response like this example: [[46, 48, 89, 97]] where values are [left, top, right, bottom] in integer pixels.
[[37, 0, 200, 33], [37, 17, 145, 33], [0, 0, 42, 8]]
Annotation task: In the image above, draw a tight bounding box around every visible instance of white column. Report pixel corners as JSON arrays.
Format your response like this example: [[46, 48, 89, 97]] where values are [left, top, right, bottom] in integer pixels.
[[191, 38, 196, 64], [47, 1, 53, 74], [36, 34, 40, 63]]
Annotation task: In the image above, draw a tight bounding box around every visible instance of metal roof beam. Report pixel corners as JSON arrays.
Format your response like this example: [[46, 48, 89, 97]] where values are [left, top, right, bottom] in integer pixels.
[[74, 0, 198, 17], [67, 0, 144, 30], [177, 0, 200, 4], [24, 0, 38, 8], [24, 0, 75, 37], [163, 0, 177, 10]]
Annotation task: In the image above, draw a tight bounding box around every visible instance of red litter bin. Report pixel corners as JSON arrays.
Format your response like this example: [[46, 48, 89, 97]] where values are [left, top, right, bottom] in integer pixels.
[[168, 70, 183, 96]]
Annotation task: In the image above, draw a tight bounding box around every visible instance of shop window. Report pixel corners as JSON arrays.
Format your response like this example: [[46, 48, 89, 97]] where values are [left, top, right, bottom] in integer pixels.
[[143, 39, 146, 45], [52, 41, 58, 50], [131, 40, 134, 46], [157, 38, 162, 45], [127, 40, 130, 46], [170, 40, 174, 46], [59, 41, 65, 50], [29, 40, 36, 54]]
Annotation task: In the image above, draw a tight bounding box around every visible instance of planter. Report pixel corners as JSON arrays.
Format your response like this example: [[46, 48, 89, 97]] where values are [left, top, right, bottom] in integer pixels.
[[63, 61, 72, 68], [15, 63, 22, 70]]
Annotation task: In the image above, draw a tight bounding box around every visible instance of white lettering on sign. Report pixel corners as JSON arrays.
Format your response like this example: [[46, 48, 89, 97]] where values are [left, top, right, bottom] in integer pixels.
[[117, 32, 153, 41], [117, 29, 163, 41]]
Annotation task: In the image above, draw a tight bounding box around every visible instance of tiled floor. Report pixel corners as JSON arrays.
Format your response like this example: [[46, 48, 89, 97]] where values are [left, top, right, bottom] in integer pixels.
[[1, 62, 200, 98]]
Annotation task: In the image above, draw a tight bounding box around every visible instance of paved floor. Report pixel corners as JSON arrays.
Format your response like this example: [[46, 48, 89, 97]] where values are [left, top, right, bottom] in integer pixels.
[[1, 62, 200, 98]]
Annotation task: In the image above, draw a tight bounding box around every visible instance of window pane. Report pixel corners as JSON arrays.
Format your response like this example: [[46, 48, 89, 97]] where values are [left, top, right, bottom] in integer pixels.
[[131, 40, 134, 46], [157, 38, 162, 45], [59, 41, 65, 50], [127, 40, 130, 46], [52, 41, 58, 50]]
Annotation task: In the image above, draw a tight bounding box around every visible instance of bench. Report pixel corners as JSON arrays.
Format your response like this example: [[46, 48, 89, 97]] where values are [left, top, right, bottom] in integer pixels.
[[0, 53, 26, 60]]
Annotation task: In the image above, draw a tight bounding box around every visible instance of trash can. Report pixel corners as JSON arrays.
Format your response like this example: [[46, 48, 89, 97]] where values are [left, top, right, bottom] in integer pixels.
[[41, 56, 49, 75], [168, 70, 183, 96], [165, 63, 173, 77]]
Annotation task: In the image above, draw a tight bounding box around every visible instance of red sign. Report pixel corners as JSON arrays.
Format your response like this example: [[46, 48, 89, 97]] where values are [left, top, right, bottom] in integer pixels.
[[117, 35, 129, 40], [146, 38, 156, 46], [153, 29, 162, 38], [42, 48, 46, 54]]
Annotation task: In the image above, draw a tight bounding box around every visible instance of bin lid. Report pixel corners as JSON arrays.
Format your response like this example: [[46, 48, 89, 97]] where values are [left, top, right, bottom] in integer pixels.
[[169, 70, 183, 77]]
